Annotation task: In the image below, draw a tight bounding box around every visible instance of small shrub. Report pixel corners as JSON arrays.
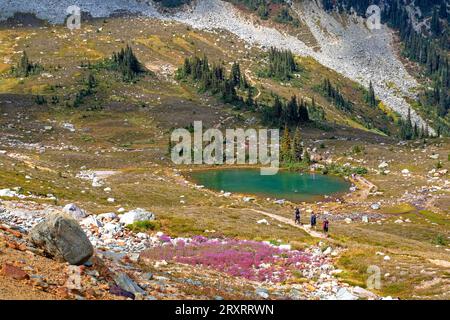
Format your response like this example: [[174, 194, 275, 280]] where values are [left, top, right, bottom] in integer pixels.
[[126, 220, 161, 232], [432, 235, 447, 246], [35, 95, 47, 105], [351, 145, 365, 154]]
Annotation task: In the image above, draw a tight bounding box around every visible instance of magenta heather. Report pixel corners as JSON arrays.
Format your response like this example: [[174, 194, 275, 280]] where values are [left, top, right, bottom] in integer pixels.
[[141, 236, 316, 283]]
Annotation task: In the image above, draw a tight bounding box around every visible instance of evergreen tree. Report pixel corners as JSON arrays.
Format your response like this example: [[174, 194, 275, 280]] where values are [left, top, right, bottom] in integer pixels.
[[298, 98, 310, 122], [431, 7, 442, 35], [273, 94, 283, 119], [12, 51, 42, 77], [291, 127, 303, 162], [265, 47, 298, 80], [322, 78, 353, 112], [230, 62, 242, 87], [111, 45, 145, 81], [366, 81, 377, 108], [246, 87, 254, 109], [303, 149, 311, 165], [177, 55, 252, 107], [281, 124, 291, 162]]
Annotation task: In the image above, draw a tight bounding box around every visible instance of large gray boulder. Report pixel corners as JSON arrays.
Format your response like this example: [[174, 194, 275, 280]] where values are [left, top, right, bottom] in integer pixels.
[[29, 212, 94, 265]]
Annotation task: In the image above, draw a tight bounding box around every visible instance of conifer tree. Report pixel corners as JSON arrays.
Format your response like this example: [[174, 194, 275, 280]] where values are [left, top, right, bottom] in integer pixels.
[[13, 51, 42, 77], [291, 127, 303, 162], [281, 124, 291, 162]]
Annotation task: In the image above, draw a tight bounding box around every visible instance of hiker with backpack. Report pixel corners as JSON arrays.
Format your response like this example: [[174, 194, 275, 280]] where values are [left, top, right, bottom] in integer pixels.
[[323, 218, 329, 237], [294, 207, 301, 225], [310, 211, 317, 229]]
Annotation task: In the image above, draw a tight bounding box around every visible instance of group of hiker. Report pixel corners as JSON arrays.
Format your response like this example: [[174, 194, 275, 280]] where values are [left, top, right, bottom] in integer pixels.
[[294, 207, 329, 236]]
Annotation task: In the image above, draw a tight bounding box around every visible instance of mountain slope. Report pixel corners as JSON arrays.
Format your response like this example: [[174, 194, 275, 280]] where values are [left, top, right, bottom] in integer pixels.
[[0, 0, 434, 133]]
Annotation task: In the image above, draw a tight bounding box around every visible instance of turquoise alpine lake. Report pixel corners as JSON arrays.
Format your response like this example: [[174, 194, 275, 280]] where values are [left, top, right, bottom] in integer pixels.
[[189, 168, 350, 202]]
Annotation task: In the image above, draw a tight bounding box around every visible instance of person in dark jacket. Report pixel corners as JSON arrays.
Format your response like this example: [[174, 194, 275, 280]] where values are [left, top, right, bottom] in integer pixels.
[[323, 218, 329, 237], [294, 208, 301, 225], [310, 212, 317, 229]]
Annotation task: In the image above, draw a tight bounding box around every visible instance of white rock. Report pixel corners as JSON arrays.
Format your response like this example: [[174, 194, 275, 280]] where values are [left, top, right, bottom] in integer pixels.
[[154, 260, 168, 268], [63, 203, 87, 220], [92, 177, 103, 187], [371, 203, 381, 210], [335, 287, 358, 300], [257, 219, 269, 225], [119, 208, 155, 225], [352, 286, 378, 300], [256, 291, 269, 299], [62, 123, 76, 132], [80, 215, 103, 228], [107, 198, 115, 203], [103, 222, 121, 234], [97, 212, 118, 221], [378, 162, 389, 169], [384, 255, 391, 261], [0, 188, 18, 197], [344, 218, 352, 224]]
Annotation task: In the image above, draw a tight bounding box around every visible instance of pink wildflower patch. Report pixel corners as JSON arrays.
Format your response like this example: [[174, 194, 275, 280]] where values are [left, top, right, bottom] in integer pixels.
[[141, 236, 315, 283]]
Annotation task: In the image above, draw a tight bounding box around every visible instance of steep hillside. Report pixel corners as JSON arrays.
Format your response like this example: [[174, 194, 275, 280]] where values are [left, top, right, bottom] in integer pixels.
[[0, 0, 437, 134], [0, 0, 449, 302]]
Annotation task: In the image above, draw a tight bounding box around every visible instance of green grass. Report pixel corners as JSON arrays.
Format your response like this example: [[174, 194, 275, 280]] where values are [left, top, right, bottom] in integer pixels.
[[126, 220, 161, 232]]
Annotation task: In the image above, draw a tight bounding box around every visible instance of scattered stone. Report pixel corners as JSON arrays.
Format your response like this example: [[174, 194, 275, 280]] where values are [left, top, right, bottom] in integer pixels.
[[255, 288, 269, 299], [0, 189, 18, 198], [80, 215, 103, 228], [113, 272, 146, 296], [335, 287, 358, 300], [352, 286, 378, 300], [109, 284, 135, 300], [97, 212, 118, 221], [371, 203, 381, 210], [1, 263, 29, 280], [378, 162, 389, 169]]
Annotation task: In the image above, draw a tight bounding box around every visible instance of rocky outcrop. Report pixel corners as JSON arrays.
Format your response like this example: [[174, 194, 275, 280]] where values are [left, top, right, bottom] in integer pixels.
[[29, 212, 93, 265]]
